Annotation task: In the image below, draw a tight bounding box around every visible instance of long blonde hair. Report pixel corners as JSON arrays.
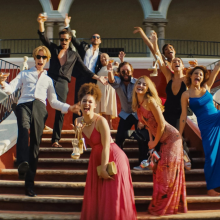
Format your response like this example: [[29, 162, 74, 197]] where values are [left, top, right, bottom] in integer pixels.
[[132, 76, 164, 112]]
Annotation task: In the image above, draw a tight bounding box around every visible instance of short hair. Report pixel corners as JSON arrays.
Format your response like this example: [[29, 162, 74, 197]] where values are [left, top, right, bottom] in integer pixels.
[[162, 43, 175, 54], [78, 83, 102, 102], [91, 34, 101, 39], [186, 66, 209, 87], [117, 62, 134, 74], [59, 29, 72, 38], [32, 46, 51, 61]]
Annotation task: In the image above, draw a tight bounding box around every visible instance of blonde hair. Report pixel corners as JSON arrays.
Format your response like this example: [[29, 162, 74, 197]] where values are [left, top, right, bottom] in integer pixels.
[[32, 46, 51, 61], [132, 76, 164, 112]]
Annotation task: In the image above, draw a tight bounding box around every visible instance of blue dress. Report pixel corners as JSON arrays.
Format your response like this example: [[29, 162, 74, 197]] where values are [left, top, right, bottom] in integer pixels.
[[189, 90, 220, 190]]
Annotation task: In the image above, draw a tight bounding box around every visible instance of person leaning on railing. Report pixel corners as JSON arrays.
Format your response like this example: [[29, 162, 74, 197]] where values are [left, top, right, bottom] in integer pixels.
[[0, 46, 81, 197]]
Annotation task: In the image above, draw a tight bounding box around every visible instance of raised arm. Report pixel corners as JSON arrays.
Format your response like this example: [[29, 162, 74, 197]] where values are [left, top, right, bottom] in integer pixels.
[[0, 72, 23, 95], [205, 60, 220, 89], [75, 53, 107, 85], [133, 27, 172, 82], [64, 14, 81, 49], [97, 117, 113, 180], [179, 91, 189, 136], [147, 98, 165, 149], [107, 63, 115, 83], [118, 51, 126, 63], [37, 14, 51, 48]]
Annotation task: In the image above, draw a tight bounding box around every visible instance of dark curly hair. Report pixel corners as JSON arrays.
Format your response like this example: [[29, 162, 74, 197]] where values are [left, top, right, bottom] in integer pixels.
[[59, 29, 72, 38], [186, 66, 209, 87], [78, 83, 102, 102]]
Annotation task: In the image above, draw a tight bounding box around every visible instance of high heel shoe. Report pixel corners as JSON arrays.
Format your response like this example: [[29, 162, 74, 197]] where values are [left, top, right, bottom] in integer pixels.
[[148, 55, 163, 77], [183, 150, 191, 170]]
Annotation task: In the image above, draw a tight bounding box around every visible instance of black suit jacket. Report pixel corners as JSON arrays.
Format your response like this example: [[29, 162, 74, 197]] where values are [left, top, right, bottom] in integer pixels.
[[67, 27, 102, 79], [38, 30, 95, 83]]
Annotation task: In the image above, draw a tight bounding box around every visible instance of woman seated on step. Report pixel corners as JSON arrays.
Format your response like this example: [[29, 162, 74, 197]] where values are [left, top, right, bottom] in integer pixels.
[[132, 75, 188, 216], [73, 83, 137, 220], [179, 64, 220, 196]]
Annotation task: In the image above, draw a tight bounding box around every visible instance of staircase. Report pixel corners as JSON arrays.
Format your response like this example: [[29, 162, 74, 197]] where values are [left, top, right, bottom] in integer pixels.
[[0, 130, 220, 220]]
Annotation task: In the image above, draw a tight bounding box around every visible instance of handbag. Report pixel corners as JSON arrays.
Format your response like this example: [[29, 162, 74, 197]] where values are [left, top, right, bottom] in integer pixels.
[[97, 161, 117, 176], [71, 128, 87, 159]]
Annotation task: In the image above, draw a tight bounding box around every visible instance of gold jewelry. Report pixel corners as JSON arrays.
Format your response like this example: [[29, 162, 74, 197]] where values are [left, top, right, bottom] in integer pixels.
[[81, 117, 94, 127]]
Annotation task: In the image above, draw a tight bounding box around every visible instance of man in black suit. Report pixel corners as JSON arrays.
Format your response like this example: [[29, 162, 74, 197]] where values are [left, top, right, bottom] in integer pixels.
[[37, 14, 107, 148], [64, 15, 102, 123]]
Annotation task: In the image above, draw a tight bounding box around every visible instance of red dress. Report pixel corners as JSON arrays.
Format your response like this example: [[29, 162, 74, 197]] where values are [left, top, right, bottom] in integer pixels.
[[81, 125, 137, 220], [137, 106, 188, 216]]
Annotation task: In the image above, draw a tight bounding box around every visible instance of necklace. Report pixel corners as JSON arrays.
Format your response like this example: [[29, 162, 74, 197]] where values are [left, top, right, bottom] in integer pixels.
[[81, 117, 94, 127]]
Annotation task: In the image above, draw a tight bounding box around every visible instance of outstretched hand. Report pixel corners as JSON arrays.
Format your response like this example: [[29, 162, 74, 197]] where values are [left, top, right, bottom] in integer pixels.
[[64, 13, 71, 27], [133, 27, 144, 34], [68, 102, 81, 115], [98, 76, 108, 85], [0, 72, 9, 86], [37, 13, 47, 24], [149, 31, 157, 43]]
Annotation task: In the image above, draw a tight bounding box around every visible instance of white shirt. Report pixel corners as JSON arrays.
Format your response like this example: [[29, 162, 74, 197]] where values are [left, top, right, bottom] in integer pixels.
[[84, 44, 99, 73], [1, 67, 70, 113]]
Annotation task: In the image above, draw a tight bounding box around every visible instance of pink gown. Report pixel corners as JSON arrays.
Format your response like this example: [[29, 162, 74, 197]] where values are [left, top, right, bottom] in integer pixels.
[[81, 122, 137, 220], [137, 106, 188, 216]]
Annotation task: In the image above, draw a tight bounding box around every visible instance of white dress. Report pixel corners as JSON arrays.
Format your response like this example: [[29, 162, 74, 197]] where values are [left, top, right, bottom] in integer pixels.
[[95, 66, 118, 118]]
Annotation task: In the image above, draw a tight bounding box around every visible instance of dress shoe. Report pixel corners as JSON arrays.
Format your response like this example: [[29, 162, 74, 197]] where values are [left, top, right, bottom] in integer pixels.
[[18, 161, 29, 180], [25, 188, 37, 197]]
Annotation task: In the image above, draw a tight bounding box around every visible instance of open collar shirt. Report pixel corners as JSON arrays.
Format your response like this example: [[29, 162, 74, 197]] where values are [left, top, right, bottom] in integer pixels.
[[109, 76, 138, 120], [84, 44, 99, 73], [1, 67, 70, 113]]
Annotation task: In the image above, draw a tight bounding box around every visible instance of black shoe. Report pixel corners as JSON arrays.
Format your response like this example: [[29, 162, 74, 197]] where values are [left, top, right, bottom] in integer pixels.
[[25, 188, 36, 197], [18, 162, 29, 180]]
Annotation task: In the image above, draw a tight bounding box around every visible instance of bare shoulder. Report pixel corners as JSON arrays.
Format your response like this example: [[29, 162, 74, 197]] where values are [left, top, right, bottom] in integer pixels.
[[182, 90, 190, 99], [96, 115, 109, 132]]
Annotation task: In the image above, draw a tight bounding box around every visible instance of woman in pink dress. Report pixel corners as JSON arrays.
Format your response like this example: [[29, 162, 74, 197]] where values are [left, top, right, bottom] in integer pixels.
[[74, 83, 137, 220], [132, 76, 187, 216]]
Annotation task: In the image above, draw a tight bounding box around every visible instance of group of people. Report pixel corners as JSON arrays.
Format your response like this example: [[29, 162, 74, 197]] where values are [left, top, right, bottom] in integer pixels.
[[0, 12, 220, 220]]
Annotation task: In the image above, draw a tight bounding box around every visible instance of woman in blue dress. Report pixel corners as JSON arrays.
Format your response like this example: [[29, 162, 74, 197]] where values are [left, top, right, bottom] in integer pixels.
[[179, 63, 220, 196]]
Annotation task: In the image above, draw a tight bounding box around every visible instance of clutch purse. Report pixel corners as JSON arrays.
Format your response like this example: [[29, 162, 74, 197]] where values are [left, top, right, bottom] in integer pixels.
[[97, 161, 117, 176], [71, 127, 87, 159]]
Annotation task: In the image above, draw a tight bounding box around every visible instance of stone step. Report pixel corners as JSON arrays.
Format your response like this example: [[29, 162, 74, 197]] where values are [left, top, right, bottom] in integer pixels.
[[38, 147, 204, 159], [0, 169, 206, 182], [14, 157, 205, 170], [40, 138, 139, 148], [1, 210, 220, 220], [0, 194, 219, 212], [42, 130, 117, 139], [0, 180, 208, 196]]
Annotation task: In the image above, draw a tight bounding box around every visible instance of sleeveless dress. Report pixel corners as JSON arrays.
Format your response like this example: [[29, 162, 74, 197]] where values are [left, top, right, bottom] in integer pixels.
[[163, 80, 186, 129], [137, 106, 187, 216], [81, 122, 137, 220], [189, 90, 220, 190], [95, 66, 117, 118]]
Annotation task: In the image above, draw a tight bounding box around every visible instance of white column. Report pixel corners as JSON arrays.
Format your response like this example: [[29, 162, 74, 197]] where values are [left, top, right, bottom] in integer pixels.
[[58, 22, 65, 32], [157, 23, 166, 51], [144, 22, 154, 57], [45, 22, 54, 41]]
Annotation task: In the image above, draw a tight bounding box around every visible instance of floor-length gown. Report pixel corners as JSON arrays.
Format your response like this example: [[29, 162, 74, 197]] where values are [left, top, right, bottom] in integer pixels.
[[189, 90, 220, 190], [137, 106, 187, 216], [80, 122, 137, 220]]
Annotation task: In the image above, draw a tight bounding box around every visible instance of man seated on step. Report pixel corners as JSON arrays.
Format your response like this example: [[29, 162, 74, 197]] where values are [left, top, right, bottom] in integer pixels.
[[0, 46, 81, 197], [108, 61, 150, 170]]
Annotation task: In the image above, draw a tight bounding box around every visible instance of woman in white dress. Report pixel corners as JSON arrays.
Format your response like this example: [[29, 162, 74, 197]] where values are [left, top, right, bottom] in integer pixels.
[[96, 53, 118, 129]]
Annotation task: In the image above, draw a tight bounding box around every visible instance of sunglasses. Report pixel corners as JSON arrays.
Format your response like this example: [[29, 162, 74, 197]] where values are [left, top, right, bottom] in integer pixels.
[[92, 36, 100, 39], [60, 38, 69, 42], [36, 55, 47, 60], [120, 70, 130, 75]]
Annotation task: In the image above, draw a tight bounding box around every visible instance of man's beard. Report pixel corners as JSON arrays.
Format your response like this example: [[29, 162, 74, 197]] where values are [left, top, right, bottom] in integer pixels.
[[120, 75, 131, 82]]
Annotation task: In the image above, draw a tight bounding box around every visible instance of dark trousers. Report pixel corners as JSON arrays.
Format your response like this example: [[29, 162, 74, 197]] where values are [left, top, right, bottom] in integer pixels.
[[52, 78, 69, 143], [116, 114, 149, 163], [16, 100, 48, 189]]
